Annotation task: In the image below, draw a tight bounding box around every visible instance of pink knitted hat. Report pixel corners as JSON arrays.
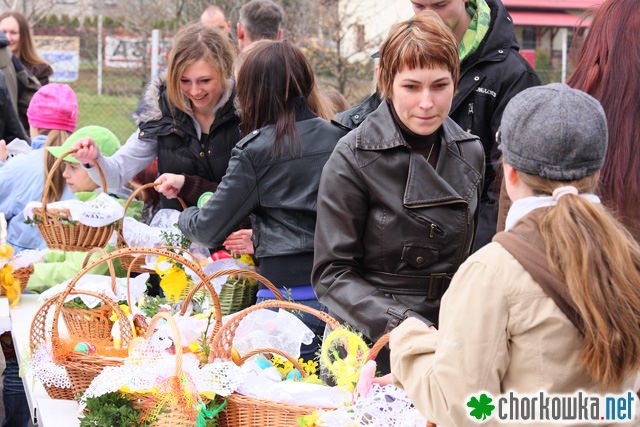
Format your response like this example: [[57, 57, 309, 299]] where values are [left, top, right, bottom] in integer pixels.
[[26, 84, 78, 133]]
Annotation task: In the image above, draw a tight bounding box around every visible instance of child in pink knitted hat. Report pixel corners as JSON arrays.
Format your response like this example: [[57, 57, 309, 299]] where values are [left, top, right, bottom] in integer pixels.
[[0, 83, 78, 161]]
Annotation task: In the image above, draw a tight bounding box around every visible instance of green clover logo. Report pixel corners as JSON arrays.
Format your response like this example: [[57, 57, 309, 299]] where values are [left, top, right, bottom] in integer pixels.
[[466, 393, 495, 421]]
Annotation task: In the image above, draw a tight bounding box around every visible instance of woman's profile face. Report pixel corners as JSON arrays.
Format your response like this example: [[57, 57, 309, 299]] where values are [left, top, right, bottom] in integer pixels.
[[179, 59, 224, 114], [0, 16, 20, 53], [391, 66, 454, 136]]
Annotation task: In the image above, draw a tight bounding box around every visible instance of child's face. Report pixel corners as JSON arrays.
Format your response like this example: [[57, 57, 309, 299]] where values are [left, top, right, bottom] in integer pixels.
[[62, 162, 98, 193]]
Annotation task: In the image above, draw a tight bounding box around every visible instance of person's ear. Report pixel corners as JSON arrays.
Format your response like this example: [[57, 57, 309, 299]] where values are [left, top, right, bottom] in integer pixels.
[[237, 23, 244, 40]]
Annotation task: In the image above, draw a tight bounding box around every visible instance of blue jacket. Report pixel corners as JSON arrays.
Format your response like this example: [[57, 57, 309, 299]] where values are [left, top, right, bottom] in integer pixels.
[[0, 147, 73, 253]]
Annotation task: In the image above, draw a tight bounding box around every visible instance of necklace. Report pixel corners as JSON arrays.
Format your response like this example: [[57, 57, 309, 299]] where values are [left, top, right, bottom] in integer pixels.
[[425, 142, 436, 165]]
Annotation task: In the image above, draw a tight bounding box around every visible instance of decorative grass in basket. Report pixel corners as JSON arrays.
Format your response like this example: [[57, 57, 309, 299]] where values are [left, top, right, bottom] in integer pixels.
[[79, 312, 232, 427], [32, 148, 117, 251], [116, 182, 188, 274]]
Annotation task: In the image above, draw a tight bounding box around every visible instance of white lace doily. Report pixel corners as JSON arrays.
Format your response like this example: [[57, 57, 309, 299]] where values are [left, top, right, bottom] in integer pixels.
[[23, 193, 124, 227], [31, 343, 72, 389], [318, 384, 427, 427]]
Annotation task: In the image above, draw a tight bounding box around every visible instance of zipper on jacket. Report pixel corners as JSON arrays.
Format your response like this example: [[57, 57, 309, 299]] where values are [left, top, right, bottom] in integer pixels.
[[430, 223, 444, 239], [466, 102, 475, 133]]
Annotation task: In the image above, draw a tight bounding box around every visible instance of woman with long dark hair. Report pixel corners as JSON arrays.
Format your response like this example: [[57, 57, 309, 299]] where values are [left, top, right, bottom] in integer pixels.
[[567, 0, 640, 240], [177, 40, 347, 359], [0, 11, 52, 85]]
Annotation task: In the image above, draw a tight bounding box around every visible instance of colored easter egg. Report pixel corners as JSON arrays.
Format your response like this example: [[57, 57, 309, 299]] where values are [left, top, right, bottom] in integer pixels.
[[74, 342, 96, 355], [286, 369, 302, 381]]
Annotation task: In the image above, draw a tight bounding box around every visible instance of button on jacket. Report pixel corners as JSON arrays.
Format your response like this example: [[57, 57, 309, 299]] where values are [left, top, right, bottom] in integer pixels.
[[312, 101, 485, 344]]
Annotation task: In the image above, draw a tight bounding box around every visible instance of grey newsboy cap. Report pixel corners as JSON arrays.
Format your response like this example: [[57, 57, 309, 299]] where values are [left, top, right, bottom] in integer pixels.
[[498, 83, 608, 181]]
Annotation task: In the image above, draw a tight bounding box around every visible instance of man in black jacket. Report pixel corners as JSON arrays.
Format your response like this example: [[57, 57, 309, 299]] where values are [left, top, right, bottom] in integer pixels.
[[336, 0, 540, 250]]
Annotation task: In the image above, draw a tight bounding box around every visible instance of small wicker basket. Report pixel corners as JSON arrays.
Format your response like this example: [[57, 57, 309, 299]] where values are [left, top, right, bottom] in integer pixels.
[[60, 248, 119, 342], [2, 264, 31, 295], [33, 148, 115, 251], [116, 182, 187, 274]]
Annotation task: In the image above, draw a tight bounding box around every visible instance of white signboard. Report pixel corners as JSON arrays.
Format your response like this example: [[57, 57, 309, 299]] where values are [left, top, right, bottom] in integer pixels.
[[34, 36, 80, 82], [105, 35, 171, 69]]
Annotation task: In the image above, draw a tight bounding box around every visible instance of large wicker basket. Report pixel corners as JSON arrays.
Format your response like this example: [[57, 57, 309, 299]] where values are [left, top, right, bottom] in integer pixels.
[[33, 148, 115, 251], [209, 300, 342, 427], [60, 248, 118, 342], [30, 288, 132, 398], [116, 182, 187, 274]]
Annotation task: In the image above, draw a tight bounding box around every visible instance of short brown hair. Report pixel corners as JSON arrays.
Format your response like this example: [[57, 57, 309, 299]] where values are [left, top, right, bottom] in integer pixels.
[[166, 23, 235, 113], [377, 11, 459, 100]]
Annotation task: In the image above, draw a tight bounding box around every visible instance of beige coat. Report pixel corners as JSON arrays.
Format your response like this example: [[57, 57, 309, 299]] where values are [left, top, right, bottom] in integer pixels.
[[390, 242, 640, 427]]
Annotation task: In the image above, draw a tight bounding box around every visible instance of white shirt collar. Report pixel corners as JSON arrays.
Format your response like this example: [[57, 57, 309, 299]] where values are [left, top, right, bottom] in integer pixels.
[[505, 193, 601, 231]]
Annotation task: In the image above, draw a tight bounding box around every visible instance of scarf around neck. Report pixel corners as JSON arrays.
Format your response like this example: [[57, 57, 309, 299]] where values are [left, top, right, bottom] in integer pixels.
[[459, 0, 491, 62]]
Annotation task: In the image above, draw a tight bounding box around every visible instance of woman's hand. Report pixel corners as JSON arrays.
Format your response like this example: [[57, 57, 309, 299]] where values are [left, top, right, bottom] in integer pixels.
[[223, 229, 254, 255], [72, 137, 100, 164], [155, 173, 185, 199], [0, 140, 8, 162], [372, 373, 395, 386]]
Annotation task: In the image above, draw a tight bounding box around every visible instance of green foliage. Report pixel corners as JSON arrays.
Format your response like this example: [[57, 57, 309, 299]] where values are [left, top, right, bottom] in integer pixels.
[[138, 295, 167, 318], [80, 392, 151, 427], [160, 229, 191, 251]]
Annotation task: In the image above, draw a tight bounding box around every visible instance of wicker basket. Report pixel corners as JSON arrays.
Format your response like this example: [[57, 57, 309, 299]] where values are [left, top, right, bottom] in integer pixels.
[[116, 182, 187, 273], [183, 268, 283, 316], [33, 148, 115, 251], [129, 312, 202, 426], [209, 300, 342, 427], [29, 295, 76, 400], [61, 248, 118, 342], [30, 289, 132, 398], [2, 265, 31, 295]]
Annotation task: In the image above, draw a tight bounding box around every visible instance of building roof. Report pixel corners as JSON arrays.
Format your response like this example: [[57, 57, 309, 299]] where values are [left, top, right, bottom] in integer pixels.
[[502, 0, 605, 10], [509, 11, 592, 27]]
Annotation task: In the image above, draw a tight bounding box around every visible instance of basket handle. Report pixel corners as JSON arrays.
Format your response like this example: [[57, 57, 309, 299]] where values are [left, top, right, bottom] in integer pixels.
[[81, 247, 117, 294], [144, 312, 184, 379], [50, 289, 133, 362], [209, 299, 340, 362], [40, 148, 108, 226], [368, 333, 389, 361], [62, 247, 223, 334], [180, 268, 284, 318], [116, 182, 187, 248]]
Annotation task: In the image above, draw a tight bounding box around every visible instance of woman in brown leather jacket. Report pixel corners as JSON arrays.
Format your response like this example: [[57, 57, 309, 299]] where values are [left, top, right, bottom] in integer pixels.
[[312, 11, 484, 373]]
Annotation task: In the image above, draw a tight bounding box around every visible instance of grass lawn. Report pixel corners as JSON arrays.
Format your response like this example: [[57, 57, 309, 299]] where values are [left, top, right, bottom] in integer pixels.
[[74, 91, 139, 143]]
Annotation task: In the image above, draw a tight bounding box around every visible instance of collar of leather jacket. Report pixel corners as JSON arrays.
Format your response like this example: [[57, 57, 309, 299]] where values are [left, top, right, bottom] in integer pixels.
[[355, 101, 477, 151]]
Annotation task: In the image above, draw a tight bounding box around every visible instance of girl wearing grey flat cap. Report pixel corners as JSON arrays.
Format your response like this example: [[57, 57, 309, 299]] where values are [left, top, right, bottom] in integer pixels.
[[380, 83, 640, 426]]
